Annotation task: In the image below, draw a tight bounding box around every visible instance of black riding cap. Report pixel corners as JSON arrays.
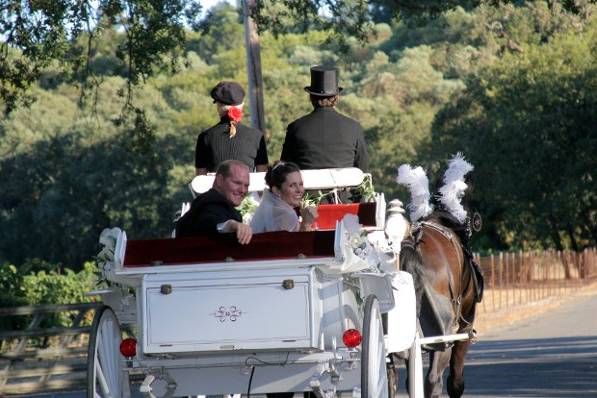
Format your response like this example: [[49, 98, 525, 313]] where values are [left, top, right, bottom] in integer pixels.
[[211, 81, 245, 105], [304, 65, 343, 96]]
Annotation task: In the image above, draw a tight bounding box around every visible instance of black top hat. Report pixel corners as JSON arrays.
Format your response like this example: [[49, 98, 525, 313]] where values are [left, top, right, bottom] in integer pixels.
[[304, 65, 343, 96], [211, 81, 245, 105]]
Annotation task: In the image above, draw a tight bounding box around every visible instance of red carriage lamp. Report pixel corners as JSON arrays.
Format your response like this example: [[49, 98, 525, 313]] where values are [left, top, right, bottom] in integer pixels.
[[120, 337, 137, 358], [342, 329, 362, 348]]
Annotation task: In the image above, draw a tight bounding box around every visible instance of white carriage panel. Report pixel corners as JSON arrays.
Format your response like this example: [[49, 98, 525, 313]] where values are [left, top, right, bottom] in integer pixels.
[[318, 276, 361, 349], [141, 272, 319, 354], [160, 360, 360, 396], [356, 273, 395, 313], [146, 284, 310, 345], [385, 271, 417, 353]]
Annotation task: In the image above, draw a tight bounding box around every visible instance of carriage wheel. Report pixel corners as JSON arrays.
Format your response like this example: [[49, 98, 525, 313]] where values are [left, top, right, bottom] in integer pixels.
[[87, 306, 131, 398], [361, 295, 389, 398]]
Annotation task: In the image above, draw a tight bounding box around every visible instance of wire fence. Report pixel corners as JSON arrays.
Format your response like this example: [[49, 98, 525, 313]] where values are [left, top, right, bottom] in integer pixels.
[[475, 247, 597, 315], [0, 303, 100, 395]]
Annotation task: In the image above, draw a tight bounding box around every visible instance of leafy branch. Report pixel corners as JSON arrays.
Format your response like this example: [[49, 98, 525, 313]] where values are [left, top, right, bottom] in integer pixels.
[[0, 0, 202, 115]]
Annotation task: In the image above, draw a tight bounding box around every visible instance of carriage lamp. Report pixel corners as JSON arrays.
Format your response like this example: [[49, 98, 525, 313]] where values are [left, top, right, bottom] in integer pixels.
[[120, 337, 137, 358], [342, 329, 362, 348]]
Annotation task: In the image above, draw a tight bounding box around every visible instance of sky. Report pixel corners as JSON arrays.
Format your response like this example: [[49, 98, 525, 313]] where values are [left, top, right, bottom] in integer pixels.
[[201, 0, 237, 16]]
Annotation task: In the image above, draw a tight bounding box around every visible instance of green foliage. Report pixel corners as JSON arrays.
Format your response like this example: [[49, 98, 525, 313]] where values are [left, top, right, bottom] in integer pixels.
[[0, 264, 27, 308], [426, 15, 597, 250], [253, 0, 372, 48], [0, 261, 98, 330], [355, 174, 376, 202], [237, 196, 259, 219], [0, 261, 97, 307], [0, 1, 203, 114], [1, 0, 596, 272], [20, 262, 97, 307]]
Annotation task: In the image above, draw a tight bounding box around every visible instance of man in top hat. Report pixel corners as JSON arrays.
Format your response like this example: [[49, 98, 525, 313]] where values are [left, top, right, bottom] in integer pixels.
[[280, 65, 369, 172], [195, 81, 269, 175]]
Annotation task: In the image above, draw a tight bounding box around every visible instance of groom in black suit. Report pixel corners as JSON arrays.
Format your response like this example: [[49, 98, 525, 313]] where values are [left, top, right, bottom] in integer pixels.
[[280, 65, 369, 172]]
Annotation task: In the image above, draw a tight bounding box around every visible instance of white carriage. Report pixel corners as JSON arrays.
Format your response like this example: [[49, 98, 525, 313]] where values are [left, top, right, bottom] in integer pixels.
[[88, 168, 468, 398]]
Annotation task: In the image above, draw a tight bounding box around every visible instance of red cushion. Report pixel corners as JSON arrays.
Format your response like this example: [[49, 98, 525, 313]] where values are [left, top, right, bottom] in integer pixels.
[[314, 202, 377, 230]]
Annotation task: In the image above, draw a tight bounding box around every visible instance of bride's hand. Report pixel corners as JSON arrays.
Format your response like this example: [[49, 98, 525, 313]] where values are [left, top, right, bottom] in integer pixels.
[[300, 206, 318, 225]]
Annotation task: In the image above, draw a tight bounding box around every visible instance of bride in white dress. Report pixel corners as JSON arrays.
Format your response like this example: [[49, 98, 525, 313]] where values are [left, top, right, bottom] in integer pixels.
[[251, 161, 318, 233]]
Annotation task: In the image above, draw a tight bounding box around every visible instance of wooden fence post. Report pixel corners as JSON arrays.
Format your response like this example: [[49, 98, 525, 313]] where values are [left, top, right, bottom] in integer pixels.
[[491, 254, 496, 312], [527, 251, 537, 301], [498, 252, 504, 310], [514, 250, 524, 305]]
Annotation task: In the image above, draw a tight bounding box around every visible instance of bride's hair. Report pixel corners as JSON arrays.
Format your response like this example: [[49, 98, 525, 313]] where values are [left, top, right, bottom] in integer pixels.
[[265, 161, 300, 190]]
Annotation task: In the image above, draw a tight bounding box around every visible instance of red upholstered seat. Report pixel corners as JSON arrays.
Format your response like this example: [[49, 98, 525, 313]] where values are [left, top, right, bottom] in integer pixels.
[[314, 202, 377, 230], [123, 230, 335, 268], [122, 203, 377, 268]]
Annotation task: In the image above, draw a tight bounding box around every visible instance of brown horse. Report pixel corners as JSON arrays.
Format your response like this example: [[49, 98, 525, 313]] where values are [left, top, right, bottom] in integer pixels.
[[397, 212, 479, 398]]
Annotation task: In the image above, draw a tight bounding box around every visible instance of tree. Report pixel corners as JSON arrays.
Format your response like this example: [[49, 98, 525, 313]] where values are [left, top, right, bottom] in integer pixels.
[[0, 0, 203, 114], [426, 19, 597, 250], [1, 1, 595, 270]]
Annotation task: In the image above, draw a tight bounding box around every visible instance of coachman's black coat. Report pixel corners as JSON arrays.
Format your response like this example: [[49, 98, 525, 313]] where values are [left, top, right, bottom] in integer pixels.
[[280, 107, 369, 172]]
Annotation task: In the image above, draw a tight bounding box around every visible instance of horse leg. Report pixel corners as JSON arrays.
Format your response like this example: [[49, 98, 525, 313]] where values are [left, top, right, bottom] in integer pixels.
[[446, 340, 471, 398], [403, 351, 411, 395], [387, 353, 400, 397], [425, 348, 451, 398]]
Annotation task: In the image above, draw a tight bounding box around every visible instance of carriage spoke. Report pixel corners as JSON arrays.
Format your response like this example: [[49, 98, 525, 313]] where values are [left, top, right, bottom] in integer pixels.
[[89, 308, 128, 398], [98, 317, 121, 396], [362, 296, 389, 398], [96, 352, 112, 397]]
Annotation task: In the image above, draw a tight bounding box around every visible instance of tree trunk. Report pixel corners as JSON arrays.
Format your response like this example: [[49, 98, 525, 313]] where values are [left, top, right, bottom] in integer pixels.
[[581, 210, 597, 246], [548, 214, 574, 279], [547, 214, 564, 251], [243, 0, 266, 135], [566, 223, 580, 252]]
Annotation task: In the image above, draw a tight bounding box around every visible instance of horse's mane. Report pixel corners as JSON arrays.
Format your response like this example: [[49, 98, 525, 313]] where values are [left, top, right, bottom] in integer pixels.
[[425, 208, 469, 236]]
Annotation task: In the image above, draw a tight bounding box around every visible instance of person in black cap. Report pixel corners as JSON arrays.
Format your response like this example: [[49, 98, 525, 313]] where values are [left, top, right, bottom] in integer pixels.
[[280, 65, 369, 172], [195, 81, 269, 175]]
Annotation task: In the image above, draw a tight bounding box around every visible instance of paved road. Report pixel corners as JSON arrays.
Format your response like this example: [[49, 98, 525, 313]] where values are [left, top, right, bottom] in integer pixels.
[[462, 292, 597, 398], [392, 292, 597, 397], [15, 293, 597, 398]]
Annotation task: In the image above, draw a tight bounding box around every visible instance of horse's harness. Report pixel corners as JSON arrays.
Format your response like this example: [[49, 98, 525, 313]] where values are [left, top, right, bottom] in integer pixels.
[[407, 220, 478, 333]]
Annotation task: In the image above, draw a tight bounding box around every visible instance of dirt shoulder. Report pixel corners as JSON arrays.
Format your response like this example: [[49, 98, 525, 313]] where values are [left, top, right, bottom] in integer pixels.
[[474, 280, 597, 337]]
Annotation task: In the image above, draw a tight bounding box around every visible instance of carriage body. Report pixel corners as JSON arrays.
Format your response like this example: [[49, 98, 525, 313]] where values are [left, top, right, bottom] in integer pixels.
[[89, 168, 418, 397]]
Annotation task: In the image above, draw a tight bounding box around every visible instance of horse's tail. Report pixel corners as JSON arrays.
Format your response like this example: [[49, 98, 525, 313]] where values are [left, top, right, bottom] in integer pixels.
[[399, 239, 425, 317], [400, 230, 460, 341]]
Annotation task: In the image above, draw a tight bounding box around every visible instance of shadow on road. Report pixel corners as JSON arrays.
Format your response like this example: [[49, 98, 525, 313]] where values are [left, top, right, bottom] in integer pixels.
[[15, 336, 597, 397], [464, 335, 597, 397]]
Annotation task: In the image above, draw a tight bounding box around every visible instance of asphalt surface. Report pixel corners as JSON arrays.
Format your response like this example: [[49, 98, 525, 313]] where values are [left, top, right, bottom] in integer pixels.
[[12, 293, 597, 398], [393, 292, 597, 397], [462, 292, 597, 397]]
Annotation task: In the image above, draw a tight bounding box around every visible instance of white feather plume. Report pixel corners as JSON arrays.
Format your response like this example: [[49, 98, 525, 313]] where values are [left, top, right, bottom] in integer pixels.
[[396, 164, 433, 222], [438, 153, 474, 223]]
